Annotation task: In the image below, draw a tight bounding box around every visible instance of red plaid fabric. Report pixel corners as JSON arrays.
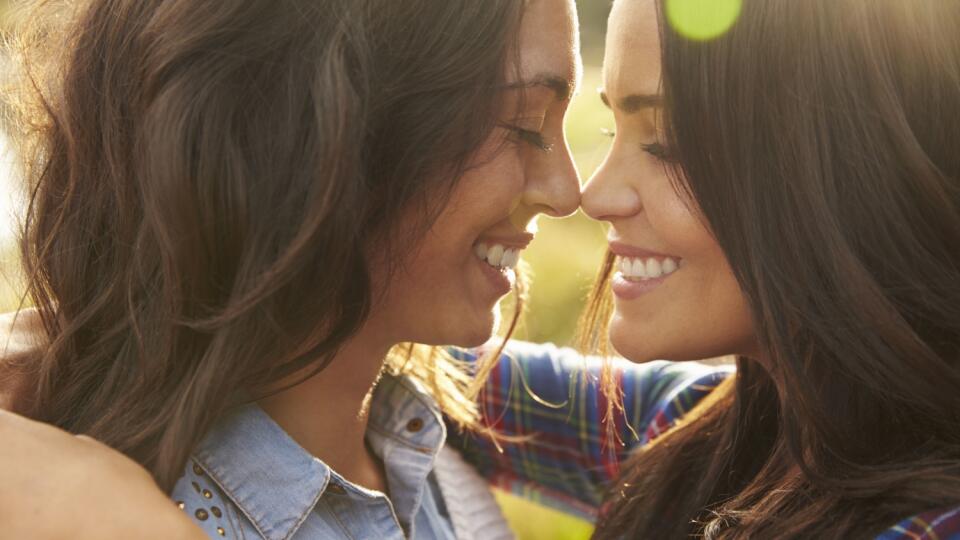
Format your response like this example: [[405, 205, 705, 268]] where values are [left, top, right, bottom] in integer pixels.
[[447, 342, 960, 539]]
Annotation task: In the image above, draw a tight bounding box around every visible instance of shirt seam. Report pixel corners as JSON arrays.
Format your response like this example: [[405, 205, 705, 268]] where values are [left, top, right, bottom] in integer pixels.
[[365, 422, 440, 453], [319, 498, 358, 540]]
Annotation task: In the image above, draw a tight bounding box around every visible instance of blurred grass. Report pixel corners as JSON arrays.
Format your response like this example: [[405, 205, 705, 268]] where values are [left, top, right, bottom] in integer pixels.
[[494, 489, 596, 540]]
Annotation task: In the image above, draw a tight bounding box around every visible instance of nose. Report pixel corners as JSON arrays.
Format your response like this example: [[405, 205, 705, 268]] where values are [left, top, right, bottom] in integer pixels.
[[581, 148, 642, 221], [521, 137, 581, 218]]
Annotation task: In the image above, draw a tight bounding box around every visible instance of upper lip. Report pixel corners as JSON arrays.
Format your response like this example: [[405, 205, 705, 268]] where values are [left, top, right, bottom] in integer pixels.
[[608, 240, 679, 260], [476, 232, 535, 250]]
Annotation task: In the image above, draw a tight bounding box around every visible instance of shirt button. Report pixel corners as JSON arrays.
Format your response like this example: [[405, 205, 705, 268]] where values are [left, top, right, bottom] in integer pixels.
[[406, 418, 424, 432], [326, 483, 347, 495]]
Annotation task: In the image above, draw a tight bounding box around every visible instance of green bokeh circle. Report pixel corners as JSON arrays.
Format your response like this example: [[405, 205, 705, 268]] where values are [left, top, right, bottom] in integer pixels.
[[665, 0, 742, 41]]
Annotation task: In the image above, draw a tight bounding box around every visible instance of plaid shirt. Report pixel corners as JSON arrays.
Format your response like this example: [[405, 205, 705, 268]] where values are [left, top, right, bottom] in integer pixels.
[[448, 342, 960, 539]]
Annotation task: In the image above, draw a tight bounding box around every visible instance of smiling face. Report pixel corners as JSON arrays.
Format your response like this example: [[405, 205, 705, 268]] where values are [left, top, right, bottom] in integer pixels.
[[581, 0, 755, 362], [373, 0, 582, 348]]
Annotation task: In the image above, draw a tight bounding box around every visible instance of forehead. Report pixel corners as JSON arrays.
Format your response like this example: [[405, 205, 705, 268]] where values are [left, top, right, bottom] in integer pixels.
[[513, 0, 581, 91], [604, 0, 662, 99]]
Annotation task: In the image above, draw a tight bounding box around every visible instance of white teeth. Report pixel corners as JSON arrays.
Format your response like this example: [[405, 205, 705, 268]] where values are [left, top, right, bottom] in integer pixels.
[[474, 243, 488, 259], [502, 249, 519, 268], [616, 256, 680, 280], [645, 258, 662, 279], [486, 244, 504, 267], [474, 243, 521, 270]]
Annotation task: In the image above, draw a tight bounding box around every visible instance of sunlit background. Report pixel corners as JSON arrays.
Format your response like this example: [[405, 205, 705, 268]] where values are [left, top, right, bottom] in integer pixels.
[[0, 1, 614, 538]]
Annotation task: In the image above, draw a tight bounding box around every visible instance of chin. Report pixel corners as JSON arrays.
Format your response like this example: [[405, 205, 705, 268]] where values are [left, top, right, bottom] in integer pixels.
[[455, 311, 499, 348], [415, 309, 497, 349], [609, 317, 684, 363]]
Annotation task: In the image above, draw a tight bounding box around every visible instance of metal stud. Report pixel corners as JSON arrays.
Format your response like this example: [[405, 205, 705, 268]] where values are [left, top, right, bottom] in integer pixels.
[[406, 418, 424, 432], [211, 506, 222, 518], [193, 463, 205, 476], [202, 489, 213, 499], [195, 509, 209, 521], [176, 501, 185, 510], [217, 527, 226, 536], [192, 481, 201, 493]]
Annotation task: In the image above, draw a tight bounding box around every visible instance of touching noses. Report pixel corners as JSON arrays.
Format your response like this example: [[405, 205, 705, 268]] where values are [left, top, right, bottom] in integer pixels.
[[581, 147, 642, 221]]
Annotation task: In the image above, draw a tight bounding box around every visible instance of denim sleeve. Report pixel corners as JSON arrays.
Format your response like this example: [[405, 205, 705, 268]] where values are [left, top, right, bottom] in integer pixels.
[[447, 341, 731, 517]]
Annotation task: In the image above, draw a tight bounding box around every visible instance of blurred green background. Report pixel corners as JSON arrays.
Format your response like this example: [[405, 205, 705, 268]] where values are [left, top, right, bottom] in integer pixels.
[[0, 1, 614, 538]]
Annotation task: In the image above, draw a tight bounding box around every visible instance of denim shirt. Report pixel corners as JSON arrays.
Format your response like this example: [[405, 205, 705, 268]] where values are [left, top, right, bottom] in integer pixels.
[[170, 374, 457, 539]]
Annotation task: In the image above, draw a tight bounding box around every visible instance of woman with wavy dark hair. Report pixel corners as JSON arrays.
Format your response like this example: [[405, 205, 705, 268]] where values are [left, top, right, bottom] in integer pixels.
[[2, 0, 960, 538], [1, 0, 581, 537]]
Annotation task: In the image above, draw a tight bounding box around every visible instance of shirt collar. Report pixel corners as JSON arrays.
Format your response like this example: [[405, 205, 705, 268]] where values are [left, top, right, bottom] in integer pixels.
[[191, 373, 447, 540], [193, 403, 329, 540], [365, 373, 447, 537]]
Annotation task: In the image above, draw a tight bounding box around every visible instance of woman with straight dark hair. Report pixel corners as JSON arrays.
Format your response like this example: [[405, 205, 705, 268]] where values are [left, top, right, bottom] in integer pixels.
[[511, 0, 959, 536], [1, 0, 582, 537], [583, 0, 960, 536]]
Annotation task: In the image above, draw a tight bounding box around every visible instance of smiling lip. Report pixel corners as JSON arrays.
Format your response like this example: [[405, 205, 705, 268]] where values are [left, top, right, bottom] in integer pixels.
[[608, 240, 677, 261], [473, 232, 532, 298], [475, 233, 534, 250], [608, 240, 682, 300]]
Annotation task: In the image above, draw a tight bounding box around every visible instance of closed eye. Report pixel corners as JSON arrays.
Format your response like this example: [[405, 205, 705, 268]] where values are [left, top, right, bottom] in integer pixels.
[[641, 142, 675, 162], [503, 124, 553, 152]]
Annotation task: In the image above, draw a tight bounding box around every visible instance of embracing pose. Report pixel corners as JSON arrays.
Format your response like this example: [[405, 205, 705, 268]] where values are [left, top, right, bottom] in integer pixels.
[[1, 0, 959, 539]]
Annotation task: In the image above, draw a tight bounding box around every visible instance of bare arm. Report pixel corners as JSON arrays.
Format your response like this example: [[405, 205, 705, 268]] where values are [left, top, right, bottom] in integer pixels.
[[0, 308, 206, 538], [0, 398, 206, 539]]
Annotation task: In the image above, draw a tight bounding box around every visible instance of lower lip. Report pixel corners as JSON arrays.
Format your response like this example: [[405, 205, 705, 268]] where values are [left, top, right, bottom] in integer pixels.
[[610, 273, 672, 300], [477, 256, 514, 297]]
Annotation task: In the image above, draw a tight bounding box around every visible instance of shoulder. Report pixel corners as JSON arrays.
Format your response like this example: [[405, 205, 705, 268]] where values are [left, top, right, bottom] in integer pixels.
[[170, 459, 248, 539], [875, 506, 960, 540]]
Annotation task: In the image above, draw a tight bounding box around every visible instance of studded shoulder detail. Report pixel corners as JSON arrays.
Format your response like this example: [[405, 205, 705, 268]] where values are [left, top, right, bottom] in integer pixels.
[[170, 460, 243, 539]]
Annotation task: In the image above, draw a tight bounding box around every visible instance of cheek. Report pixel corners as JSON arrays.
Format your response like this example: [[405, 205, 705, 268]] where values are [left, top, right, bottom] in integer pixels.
[[610, 181, 757, 362], [367, 149, 526, 344]]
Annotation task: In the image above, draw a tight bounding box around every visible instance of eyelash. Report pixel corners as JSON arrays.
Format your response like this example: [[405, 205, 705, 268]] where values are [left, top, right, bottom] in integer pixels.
[[641, 142, 673, 161], [505, 125, 553, 152], [600, 128, 674, 162]]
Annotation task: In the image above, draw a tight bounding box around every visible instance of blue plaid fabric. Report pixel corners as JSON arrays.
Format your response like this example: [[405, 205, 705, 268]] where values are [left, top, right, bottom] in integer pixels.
[[448, 341, 960, 538]]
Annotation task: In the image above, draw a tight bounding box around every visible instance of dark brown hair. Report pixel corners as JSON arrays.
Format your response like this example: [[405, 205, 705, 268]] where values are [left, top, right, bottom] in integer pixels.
[[7, 0, 524, 490], [589, 0, 960, 537]]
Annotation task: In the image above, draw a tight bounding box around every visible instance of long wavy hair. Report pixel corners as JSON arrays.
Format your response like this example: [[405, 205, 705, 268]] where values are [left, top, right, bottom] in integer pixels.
[[587, 0, 960, 537], [6, 0, 525, 491]]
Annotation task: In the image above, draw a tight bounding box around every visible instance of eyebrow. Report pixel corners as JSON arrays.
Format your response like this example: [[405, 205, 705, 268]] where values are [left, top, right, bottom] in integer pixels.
[[505, 73, 575, 102], [599, 90, 663, 113]]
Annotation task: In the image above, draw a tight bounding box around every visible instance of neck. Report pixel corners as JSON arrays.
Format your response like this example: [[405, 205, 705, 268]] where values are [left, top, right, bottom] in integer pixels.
[[258, 325, 393, 493]]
